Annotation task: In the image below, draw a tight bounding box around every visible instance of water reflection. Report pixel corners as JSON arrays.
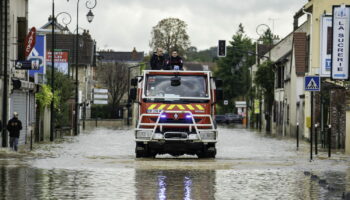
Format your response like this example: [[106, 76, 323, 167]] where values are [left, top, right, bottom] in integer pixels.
[[0, 164, 350, 200], [135, 170, 216, 200]]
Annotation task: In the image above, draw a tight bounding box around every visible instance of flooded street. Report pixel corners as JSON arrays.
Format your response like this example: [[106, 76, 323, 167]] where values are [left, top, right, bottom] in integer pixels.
[[1, 126, 350, 200]]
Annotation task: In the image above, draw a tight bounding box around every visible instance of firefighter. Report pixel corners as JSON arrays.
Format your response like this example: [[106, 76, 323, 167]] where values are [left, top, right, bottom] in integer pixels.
[[150, 47, 166, 70], [166, 50, 183, 70]]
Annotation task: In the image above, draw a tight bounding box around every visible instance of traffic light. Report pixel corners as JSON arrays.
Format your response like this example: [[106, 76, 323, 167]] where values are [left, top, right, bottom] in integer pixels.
[[218, 40, 226, 57]]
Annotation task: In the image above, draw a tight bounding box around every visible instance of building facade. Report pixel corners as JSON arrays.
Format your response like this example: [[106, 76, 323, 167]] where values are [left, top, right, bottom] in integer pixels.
[[1, 0, 38, 149], [254, 0, 350, 154]]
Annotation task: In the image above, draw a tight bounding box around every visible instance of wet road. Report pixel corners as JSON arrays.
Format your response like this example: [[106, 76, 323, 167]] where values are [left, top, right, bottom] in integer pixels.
[[1, 125, 350, 200]]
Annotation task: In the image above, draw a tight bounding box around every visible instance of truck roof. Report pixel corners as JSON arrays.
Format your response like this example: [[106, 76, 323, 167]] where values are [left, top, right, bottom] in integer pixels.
[[144, 70, 212, 76]]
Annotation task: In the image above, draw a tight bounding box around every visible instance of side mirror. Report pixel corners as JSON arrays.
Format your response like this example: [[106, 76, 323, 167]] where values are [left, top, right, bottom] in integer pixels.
[[171, 76, 181, 87], [216, 89, 223, 101], [129, 88, 137, 101], [131, 78, 138, 87], [215, 79, 223, 88]]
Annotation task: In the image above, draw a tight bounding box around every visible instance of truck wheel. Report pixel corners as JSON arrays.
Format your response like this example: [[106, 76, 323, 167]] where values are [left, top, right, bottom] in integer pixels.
[[135, 143, 156, 158], [197, 146, 216, 159]]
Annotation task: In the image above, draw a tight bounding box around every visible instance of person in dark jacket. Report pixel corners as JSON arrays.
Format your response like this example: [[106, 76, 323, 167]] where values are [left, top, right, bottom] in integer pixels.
[[7, 112, 22, 151], [166, 50, 183, 70], [150, 47, 166, 70]]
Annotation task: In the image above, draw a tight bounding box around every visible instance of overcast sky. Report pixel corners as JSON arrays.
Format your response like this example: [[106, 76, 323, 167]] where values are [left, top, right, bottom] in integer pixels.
[[29, 0, 307, 53]]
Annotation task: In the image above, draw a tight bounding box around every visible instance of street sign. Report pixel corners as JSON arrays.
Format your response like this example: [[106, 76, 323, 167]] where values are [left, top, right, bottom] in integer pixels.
[[331, 5, 350, 80], [93, 100, 108, 105], [93, 88, 109, 105], [224, 100, 228, 105], [93, 88, 108, 93], [304, 76, 321, 91], [24, 27, 36, 59], [15, 60, 40, 70]]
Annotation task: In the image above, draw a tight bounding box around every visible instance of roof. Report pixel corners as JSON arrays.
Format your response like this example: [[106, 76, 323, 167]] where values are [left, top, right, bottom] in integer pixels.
[[40, 17, 69, 33], [98, 51, 144, 62]]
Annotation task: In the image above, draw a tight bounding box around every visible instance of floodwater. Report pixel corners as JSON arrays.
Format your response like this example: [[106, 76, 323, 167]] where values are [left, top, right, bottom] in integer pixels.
[[0, 125, 350, 200]]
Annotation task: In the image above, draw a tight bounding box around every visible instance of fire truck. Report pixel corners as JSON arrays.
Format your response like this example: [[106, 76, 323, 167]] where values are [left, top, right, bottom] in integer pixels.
[[129, 70, 223, 158]]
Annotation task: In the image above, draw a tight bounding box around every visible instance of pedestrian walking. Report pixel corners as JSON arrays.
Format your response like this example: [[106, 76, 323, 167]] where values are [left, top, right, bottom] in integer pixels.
[[166, 50, 183, 70], [150, 47, 166, 70], [7, 112, 22, 151]]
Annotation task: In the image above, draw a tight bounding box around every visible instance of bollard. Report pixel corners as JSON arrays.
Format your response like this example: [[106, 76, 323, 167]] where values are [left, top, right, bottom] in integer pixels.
[[30, 130, 33, 151], [310, 126, 313, 161], [328, 124, 331, 158], [96, 118, 98, 127], [315, 123, 318, 155], [296, 122, 299, 150]]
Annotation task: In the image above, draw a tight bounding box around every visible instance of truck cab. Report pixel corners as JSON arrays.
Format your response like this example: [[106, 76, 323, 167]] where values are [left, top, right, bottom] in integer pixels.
[[130, 70, 223, 158]]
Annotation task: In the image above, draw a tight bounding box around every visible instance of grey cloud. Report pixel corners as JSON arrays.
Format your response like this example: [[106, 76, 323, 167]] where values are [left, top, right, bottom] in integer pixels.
[[29, 0, 307, 52]]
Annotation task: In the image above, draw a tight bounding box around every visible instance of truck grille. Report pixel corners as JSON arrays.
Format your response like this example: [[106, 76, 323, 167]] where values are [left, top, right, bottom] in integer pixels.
[[151, 118, 201, 124]]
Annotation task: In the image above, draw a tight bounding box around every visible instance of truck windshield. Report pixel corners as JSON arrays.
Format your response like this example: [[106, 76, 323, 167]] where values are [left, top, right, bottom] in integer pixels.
[[145, 75, 209, 100]]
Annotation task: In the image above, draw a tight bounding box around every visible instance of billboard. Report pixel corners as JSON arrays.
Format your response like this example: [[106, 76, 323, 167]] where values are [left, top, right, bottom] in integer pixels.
[[28, 35, 46, 77], [47, 50, 69, 74], [331, 5, 350, 80], [320, 15, 332, 77]]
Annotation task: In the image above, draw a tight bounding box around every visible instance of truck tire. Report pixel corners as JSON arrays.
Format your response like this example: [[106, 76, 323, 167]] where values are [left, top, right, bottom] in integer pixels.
[[135, 143, 156, 158], [197, 146, 216, 159]]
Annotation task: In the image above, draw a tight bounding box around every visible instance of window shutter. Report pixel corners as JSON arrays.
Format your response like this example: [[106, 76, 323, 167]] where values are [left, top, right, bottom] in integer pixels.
[[293, 32, 307, 76], [17, 17, 27, 60]]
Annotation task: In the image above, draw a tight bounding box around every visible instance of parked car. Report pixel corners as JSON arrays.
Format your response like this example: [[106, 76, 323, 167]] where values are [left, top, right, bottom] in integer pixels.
[[215, 115, 228, 124], [225, 113, 243, 123]]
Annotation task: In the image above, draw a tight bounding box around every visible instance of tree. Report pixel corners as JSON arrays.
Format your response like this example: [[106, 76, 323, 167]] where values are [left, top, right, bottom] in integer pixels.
[[254, 61, 274, 132], [150, 18, 190, 54], [46, 69, 75, 127], [186, 46, 218, 62], [214, 23, 255, 112], [97, 62, 129, 117]]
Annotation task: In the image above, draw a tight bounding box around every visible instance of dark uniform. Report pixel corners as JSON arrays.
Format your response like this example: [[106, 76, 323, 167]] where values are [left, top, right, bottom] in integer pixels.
[[150, 53, 166, 70], [166, 56, 183, 70], [7, 116, 22, 151]]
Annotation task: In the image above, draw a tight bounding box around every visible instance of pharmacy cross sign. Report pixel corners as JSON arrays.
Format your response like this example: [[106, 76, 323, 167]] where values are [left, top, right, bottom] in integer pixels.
[[304, 76, 321, 91]]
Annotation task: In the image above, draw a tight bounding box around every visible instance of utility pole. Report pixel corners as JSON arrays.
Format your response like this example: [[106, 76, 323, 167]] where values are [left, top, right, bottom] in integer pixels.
[[2, 0, 9, 147], [50, 0, 55, 142]]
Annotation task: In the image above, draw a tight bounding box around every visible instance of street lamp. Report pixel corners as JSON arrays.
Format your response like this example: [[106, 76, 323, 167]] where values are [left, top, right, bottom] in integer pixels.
[[50, 0, 55, 142], [86, 10, 94, 23], [50, 4, 72, 142], [67, 0, 97, 135], [254, 23, 272, 132]]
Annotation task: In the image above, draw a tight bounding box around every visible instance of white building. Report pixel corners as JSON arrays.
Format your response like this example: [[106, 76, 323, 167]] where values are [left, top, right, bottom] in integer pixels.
[[1, 0, 37, 149]]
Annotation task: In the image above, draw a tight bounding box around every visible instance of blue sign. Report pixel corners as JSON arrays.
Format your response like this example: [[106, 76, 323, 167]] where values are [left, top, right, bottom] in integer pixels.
[[28, 35, 46, 77], [15, 60, 39, 70], [305, 76, 321, 91]]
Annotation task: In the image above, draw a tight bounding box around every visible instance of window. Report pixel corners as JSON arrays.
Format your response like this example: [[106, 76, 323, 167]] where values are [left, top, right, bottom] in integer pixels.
[[145, 75, 209, 100]]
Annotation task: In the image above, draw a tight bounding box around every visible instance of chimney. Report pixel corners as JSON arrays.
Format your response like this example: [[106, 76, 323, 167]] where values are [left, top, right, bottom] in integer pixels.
[[131, 47, 137, 60]]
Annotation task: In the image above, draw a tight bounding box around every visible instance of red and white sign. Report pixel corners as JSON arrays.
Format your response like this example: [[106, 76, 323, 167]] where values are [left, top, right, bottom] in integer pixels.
[[47, 51, 69, 63], [47, 50, 69, 74], [24, 27, 36, 59]]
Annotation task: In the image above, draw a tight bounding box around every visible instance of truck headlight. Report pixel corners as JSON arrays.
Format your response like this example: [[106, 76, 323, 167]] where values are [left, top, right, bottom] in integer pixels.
[[153, 133, 164, 139], [199, 132, 216, 140], [136, 131, 152, 139]]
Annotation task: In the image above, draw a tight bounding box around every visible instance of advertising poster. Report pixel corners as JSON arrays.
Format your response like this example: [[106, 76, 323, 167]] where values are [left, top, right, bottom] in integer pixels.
[[47, 50, 69, 74], [28, 35, 46, 77], [320, 15, 332, 77]]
